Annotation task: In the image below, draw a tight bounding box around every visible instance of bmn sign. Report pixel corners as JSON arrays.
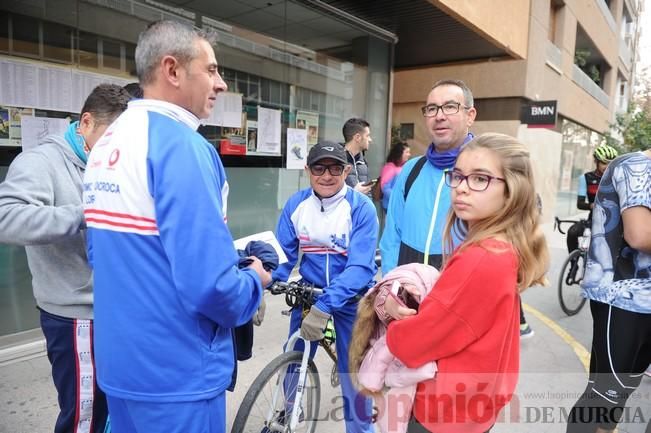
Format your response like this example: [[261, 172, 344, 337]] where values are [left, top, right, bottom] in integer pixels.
[[521, 100, 557, 128]]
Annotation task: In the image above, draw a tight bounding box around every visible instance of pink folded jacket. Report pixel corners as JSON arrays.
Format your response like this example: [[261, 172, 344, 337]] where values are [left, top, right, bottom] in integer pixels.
[[357, 263, 440, 433]]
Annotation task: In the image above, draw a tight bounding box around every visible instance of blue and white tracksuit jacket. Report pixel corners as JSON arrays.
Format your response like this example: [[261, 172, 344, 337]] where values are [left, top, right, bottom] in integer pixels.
[[380, 156, 458, 273], [273, 185, 378, 313], [83, 100, 262, 403], [273, 185, 378, 433]]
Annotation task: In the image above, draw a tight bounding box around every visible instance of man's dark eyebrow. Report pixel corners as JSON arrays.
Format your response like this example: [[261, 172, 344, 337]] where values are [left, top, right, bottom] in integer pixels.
[[426, 100, 462, 106]]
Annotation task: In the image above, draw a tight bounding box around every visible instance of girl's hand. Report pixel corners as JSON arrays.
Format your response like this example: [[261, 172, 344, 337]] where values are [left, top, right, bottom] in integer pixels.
[[384, 293, 418, 320]]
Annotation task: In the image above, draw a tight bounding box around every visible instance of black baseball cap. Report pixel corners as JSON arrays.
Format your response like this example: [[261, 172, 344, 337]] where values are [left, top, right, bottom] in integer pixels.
[[307, 141, 348, 166]]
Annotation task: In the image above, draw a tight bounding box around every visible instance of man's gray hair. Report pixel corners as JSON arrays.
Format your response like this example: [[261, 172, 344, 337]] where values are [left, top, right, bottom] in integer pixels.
[[135, 20, 217, 86], [432, 79, 474, 108]]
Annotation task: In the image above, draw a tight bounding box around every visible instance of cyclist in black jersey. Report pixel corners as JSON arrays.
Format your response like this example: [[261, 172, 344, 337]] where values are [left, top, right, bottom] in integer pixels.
[[566, 145, 618, 252]]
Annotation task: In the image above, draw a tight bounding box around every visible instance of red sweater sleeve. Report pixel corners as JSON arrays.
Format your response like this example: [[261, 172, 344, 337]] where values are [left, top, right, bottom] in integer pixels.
[[386, 241, 518, 369]]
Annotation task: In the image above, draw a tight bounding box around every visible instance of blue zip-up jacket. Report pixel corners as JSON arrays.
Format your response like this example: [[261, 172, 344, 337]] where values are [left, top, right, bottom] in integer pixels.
[[273, 186, 378, 314], [83, 100, 262, 402], [380, 156, 458, 273]]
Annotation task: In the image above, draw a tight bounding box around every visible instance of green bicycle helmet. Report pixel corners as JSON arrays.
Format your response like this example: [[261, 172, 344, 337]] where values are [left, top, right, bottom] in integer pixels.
[[593, 145, 618, 163]]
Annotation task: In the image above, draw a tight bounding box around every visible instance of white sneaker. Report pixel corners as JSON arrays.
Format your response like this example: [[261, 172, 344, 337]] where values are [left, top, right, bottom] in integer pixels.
[[520, 324, 534, 339]]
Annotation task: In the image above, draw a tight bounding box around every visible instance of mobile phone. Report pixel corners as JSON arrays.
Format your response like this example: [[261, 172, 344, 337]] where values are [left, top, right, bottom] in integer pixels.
[[362, 178, 378, 187], [398, 287, 420, 311]]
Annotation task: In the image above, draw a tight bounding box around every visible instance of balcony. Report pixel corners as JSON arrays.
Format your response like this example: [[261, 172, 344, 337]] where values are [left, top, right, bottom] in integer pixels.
[[619, 38, 632, 70], [572, 65, 609, 107], [545, 41, 562, 73]]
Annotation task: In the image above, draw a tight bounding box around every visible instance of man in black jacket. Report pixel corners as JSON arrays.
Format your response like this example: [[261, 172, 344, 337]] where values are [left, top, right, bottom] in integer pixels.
[[342, 117, 373, 197]]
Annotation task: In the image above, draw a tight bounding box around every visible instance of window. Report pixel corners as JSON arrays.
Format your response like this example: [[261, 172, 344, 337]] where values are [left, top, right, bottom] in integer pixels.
[[43, 21, 73, 64], [548, 1, 564, 45], [0, 11, 9, 53], [101, 38, 122, 70], [125, 43, 136, 76], [78, 32, 99, 69], [12, 14, 40, 57], [400, 123, 414, 140]]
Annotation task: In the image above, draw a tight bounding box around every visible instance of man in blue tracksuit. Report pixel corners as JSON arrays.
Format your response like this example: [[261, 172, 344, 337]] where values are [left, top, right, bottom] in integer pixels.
[[273, 140, 379, 433], [380, 79, 476, 273], [83, 21, 271, 433]]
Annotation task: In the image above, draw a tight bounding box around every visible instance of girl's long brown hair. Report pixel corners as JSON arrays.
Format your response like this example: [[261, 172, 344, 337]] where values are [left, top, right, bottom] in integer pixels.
[[442, 133, 549, 291], [349, 292, 384, 397]]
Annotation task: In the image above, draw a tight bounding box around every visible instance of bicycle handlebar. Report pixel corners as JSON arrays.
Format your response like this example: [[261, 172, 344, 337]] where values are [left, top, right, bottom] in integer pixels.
[[268, 280, 324, 309], [554, 216, 588, 235]]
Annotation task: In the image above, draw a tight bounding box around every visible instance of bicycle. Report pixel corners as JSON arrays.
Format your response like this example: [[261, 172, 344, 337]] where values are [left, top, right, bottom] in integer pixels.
[[231, 280, 337, 433], [554, 216, 590, 316]]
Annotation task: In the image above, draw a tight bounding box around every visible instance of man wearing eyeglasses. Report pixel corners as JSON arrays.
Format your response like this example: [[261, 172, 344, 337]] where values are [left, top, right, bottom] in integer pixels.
[[273, 140, 379, 433], [380, 79, 477, 273]]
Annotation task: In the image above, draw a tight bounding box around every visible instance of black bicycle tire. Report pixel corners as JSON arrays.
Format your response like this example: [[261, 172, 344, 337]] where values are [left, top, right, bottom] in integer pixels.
[[231, 351, 321, 433], [557, 249, 588, 316]]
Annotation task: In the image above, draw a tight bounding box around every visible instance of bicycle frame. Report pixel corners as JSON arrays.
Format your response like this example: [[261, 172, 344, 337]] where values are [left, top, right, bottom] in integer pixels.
[[264, 329, 311, 432], [263, 280, 336, 431]]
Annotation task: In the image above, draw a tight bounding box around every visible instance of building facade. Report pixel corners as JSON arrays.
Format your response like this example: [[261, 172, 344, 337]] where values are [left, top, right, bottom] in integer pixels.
[[0, 0, 399, 342], [0, 0, 638, 348], [392, 0, 640, 219]]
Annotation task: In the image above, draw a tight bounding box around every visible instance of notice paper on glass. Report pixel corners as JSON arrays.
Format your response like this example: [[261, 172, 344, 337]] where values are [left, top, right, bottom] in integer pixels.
[[20, 116, 69, 151], [205, 92, 243, 127], [257, 106, 281, 154], [233, 230, 288, 264], [286, 128, 307, 170]]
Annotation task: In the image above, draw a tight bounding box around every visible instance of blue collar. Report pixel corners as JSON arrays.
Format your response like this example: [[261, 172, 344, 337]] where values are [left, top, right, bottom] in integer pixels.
[[425, 133, 474, 169], [64, 121, 87, 164]]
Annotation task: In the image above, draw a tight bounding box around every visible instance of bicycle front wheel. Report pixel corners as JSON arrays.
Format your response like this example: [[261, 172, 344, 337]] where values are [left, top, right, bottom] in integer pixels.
[[231, 351, 321, 433], [557, 249, 588, 316]]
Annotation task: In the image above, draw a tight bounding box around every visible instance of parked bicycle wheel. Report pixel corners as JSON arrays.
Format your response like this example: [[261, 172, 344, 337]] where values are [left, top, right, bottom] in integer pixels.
[[231, 351, 321, 433], [558, 249, 588, 316]]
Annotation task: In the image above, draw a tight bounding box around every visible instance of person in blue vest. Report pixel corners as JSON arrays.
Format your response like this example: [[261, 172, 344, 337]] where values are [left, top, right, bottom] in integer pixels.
[[380, 79, 476, 272]]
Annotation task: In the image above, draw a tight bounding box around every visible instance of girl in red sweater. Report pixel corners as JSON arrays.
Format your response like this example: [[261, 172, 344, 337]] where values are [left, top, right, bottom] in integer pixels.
[[383, 133, 549, 433]]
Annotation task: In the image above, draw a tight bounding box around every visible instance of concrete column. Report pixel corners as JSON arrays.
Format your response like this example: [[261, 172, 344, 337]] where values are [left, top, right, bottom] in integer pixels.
[[349, 36, 393, 177]]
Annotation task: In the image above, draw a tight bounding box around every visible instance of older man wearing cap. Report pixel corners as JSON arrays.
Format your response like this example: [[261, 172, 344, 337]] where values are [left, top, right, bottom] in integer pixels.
[[273, 140, 379, 433]]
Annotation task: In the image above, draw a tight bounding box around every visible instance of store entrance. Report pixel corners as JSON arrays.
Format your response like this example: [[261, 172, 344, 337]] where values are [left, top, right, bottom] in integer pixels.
[[0, 147, 39, 339]]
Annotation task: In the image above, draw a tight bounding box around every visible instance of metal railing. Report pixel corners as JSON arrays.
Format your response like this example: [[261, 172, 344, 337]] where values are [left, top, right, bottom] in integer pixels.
[[546, 41, 562, 72], [571, 64, 609, 108]]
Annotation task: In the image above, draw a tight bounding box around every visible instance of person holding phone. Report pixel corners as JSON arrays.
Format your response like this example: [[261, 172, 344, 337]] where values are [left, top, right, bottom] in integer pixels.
[[342, 117, 374, 197]]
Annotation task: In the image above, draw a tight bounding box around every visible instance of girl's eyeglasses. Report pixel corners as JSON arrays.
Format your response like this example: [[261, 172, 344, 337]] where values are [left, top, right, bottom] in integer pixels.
[[444, 170, 505, 192]]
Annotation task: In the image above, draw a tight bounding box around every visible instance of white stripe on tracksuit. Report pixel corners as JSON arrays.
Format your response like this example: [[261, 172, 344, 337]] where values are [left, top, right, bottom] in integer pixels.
[[73, 319, 95, 433]]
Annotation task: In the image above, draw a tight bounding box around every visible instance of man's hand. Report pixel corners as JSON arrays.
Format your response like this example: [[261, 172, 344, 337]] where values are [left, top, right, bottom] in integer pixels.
[[246, 256, 272, 287], [354, 182, 372, 195], [300, 306, 331, 341]]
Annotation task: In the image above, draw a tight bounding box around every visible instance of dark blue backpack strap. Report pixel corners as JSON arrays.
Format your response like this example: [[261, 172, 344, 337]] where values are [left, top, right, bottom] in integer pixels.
[[403, 156, 427, 201]]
